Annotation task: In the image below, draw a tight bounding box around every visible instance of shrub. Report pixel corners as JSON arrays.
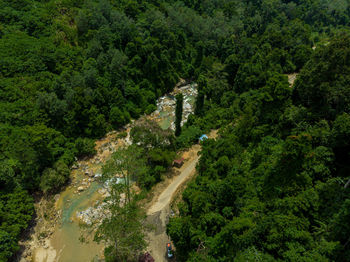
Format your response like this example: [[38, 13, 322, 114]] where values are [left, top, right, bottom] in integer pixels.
[[176, 126, 202, 149], [145, 104, 157, 115], [116, 131, 128, 139], [40, 161, 70, 194], [109, 107, 126, 128], [75, 137, 96, 158]]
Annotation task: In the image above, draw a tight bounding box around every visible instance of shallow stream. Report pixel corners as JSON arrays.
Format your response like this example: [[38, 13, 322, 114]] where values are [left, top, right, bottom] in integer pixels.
[[51, 172, 103, 262], [44, 84, 197, 261]]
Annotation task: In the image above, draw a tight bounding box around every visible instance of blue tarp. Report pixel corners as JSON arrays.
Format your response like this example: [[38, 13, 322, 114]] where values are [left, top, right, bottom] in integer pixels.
[[199, 134, 208, 141]]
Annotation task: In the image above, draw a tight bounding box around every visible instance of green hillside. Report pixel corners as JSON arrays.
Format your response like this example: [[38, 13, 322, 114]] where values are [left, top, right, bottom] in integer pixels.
[[1, 0, 350, 261]]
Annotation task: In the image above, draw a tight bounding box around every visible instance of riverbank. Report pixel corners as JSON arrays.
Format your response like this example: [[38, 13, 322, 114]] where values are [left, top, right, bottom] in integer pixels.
[[18, 82, 197, 262]]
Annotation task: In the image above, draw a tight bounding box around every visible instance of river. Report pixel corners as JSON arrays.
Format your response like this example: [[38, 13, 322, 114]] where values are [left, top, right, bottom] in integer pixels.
[[27, 83, 197, 262]]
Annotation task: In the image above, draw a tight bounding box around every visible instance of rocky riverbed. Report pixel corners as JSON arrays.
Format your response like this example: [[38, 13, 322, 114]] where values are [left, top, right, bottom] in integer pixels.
[[152, 82, 197, 130], [19, 81, 197, 262]]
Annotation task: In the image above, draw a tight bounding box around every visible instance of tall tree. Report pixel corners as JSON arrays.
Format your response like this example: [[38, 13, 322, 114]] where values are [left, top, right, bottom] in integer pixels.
[[95, 145, 148, 261], [175, 93, 183, 136], [195, 75, 207, 116], [94, 183, 147, 262], [101, 145, 147, 202]]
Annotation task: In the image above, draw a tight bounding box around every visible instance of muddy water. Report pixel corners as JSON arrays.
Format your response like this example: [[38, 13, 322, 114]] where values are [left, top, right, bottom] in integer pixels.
[[159, 111, 173, 130], [51, 172, 104, 262], [39, 83, 197, 262]]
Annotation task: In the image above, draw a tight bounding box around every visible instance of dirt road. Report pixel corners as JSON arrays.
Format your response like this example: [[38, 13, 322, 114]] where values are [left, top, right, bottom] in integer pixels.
[[146, 144, 200, 261], [146, 131, 217, 261], [147, 155, 199, 215]]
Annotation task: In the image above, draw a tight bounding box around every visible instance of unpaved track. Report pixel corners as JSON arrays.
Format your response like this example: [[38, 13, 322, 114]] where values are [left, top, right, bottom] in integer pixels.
[[146, 147, 200, 262], [146, 131, 217, 261], [147, 155, 199, 215]]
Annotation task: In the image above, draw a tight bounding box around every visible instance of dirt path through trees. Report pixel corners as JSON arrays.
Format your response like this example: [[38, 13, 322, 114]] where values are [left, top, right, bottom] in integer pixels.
[[146, 130, 217, 261], [146, 147, 199, 262], [147, 153, 199, 215]]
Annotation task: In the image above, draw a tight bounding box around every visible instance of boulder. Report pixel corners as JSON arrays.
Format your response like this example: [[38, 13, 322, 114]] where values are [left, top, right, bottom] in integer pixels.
[[85, 170, 94, 177]]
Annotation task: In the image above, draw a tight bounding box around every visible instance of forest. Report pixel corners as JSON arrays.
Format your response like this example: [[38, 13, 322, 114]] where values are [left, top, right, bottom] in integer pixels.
[[0, 0, 350, 261]]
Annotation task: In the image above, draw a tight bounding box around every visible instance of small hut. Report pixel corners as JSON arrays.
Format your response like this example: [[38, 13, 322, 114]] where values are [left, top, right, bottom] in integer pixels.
[[173, 158, 184, 168]]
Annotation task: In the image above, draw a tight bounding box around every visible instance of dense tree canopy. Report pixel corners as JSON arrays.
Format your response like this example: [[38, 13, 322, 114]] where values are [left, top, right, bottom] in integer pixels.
[[1, 0, 350, 260], [167, 26, 350, 262]]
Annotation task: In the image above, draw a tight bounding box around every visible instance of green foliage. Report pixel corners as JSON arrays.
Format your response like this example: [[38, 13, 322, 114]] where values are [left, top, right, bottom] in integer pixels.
[[103, 145, 147, 194], [168, 32, 350, 262], [176, 125, 203, 148], [74, 137, 96, 158], [175, 93, 184, 137], [195, 75, 207, 116], [109, 107, 128, 128], [95, 171, 147, 261], [131, 119, 175, 150], [331, 113, 350, 147], [0, 189, 33, 261], [0, 230, 17, 262], [2, 0, 350, 260], [293, 34, 350, 121], [40, 161, 70, 194], [145, 104, 157, 115], [116, 131, 127, 139], [130, 120, 176, 188]]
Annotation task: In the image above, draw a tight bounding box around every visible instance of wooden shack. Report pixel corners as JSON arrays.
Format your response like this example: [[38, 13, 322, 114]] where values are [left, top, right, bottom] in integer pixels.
[[173, 158, 184, 168]]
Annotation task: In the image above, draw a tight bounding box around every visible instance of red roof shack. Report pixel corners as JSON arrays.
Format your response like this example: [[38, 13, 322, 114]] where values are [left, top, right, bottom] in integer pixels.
[[173, 158, 184, 168]]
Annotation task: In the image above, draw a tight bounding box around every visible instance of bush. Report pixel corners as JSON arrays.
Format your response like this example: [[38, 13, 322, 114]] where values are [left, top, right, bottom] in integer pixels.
[[152, 165, 166, 182], [138, 172, 156, 189], [176, 126, 202, 148], [0, 230, 16, 262], [0, 189, 33, 261], [75, 137, 96, 158], [40, 161, 70, 194], [59, 149, 75, 166], [104, 245, 117, 262], [109, 107, 126, 128], [145, 104, 157, 115], [116, 131, 128, 139]]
